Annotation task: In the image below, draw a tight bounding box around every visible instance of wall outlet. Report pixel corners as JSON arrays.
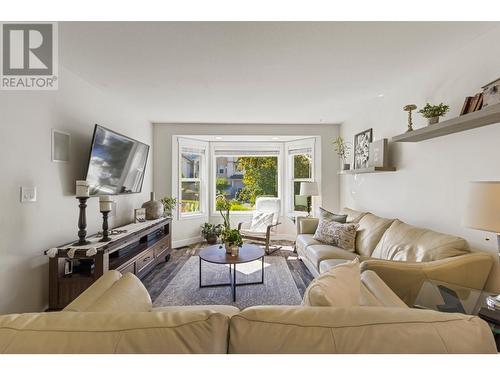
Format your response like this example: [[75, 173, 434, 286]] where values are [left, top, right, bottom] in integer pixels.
[[21, 186, 37, 202]]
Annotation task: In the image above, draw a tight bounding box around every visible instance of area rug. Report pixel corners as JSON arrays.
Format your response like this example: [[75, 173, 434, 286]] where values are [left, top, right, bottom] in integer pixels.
[[153, 256, 303, 309]]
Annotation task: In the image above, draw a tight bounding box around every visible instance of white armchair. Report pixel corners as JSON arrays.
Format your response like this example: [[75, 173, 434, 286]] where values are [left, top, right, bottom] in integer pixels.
[[238, 197, 282, 254]]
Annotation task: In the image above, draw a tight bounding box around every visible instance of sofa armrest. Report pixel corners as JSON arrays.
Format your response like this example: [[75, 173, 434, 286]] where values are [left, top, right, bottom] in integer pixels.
[[64, 271, 152, 313], [360, 252, 494, 306], [64, 270, 122, 312], [296, 217, 319, 234]]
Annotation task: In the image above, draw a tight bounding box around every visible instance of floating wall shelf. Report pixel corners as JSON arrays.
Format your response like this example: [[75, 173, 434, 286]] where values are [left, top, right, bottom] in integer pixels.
[[338, 166, 396, 175], [392, 103, 500, 143]]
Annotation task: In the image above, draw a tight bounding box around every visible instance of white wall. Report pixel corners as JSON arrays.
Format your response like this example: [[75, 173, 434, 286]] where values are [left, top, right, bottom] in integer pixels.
[[153, 124, 339, 247], [339, 26, 500, 292], [0, 67, 153, 314]]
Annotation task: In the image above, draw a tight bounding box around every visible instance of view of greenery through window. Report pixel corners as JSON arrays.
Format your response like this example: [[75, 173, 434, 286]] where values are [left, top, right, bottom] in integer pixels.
[[180, 152, 201, 213], [215, 156, 278, 211]]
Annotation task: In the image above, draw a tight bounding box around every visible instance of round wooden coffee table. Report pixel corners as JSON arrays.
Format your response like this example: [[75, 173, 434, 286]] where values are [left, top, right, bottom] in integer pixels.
[[199, 244, 265, 302]]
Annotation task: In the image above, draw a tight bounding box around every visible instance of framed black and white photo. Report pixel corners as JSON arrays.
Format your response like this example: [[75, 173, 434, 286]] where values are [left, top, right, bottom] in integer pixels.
[[353, 128, 373, 169]]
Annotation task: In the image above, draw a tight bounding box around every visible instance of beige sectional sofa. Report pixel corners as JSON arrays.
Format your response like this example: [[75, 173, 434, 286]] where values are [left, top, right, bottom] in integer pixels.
[[0, 270, 496, 353], [296, 208, 495, 305]]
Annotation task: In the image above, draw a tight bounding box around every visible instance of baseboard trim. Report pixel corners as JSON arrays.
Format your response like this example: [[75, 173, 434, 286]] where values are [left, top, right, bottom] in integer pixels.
[[173, 236, 203, 249]]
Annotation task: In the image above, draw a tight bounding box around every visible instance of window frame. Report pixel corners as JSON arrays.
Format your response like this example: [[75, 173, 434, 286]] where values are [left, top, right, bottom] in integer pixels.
[[210, 142, 283, 217], [177, 137, 209, 220], [285, 138, 317, 216]]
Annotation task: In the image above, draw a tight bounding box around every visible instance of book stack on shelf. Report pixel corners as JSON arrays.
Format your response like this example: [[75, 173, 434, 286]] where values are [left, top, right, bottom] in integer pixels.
[[486, 295, 500, 311], [460, 93, 483, 115]]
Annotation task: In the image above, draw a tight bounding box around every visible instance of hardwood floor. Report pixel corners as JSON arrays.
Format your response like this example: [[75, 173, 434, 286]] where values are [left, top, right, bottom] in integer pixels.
[[142, 241, 314, 302]]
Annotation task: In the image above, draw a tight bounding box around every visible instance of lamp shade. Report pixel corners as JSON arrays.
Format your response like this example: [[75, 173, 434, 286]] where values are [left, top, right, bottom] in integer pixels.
[[463, 181, 500, 233], [300, 181, 319, 196]]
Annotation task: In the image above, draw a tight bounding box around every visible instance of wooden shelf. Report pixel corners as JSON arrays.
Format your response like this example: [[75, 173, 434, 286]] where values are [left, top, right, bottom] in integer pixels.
[[392, 103, 500, 143], [338, 166, 396, 175]]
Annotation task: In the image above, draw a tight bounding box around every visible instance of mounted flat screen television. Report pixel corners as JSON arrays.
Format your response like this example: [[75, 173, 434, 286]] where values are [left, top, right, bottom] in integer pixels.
[[85, 125, 149, 196]]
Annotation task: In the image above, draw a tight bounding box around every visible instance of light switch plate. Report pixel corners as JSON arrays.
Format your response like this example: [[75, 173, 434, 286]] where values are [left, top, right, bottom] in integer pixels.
[[21, 186, 37, 202]]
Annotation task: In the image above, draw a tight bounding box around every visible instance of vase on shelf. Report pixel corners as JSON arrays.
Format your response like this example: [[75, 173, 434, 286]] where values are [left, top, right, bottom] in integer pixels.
[[428, 116, 440, 125], [142, 192, 164, 220]]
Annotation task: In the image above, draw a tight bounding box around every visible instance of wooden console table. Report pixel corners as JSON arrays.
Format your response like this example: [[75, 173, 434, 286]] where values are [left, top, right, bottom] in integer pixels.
[[45, 217, 172, 310]]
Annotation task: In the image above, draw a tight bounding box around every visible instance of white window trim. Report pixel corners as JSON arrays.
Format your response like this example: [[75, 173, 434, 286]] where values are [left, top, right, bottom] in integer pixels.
[[172, 135, 321, 221], [210, 141, 284, 217], [175, 137, 209, 220]]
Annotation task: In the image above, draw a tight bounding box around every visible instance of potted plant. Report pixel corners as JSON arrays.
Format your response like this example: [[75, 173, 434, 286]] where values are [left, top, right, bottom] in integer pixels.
[[418, 103, 450, 125], [220, 228, 243, 256], [201, 223, 222, 245], [160, 196, 177, 217], [332, 136, 351, 170]]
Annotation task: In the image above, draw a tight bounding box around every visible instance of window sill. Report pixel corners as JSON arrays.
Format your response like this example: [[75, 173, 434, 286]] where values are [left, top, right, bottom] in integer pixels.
[[178, 213, 206, 221]]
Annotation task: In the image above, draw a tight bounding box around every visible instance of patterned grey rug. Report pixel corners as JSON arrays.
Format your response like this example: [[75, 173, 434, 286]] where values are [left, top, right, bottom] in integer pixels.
[[153, 256, 303, 309]]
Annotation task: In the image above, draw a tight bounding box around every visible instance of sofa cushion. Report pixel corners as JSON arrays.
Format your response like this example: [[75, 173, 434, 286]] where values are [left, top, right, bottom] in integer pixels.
[[306, 244, 357, 270], [318, 207, 347, 223], [360, 271, 408, 308], [355, 213, 395, 257], [340, 207, 367, 223], [302, 259, 360, 307], [0, 310, 230, 354], [313, 221, 359, 251], [372, 219, 470, 262], [319, 258, 350, 273], [229, 306, 497, 353], [295, 234, 322, 255]]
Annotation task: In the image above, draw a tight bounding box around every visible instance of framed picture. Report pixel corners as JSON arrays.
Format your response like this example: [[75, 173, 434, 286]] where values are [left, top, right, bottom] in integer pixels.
[[134, 208, 146, 223], [353, 128, 373, 169]]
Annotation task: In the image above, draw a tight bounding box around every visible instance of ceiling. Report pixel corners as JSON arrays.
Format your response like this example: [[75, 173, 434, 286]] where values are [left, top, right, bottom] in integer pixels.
[[59, 22, 498, 124]]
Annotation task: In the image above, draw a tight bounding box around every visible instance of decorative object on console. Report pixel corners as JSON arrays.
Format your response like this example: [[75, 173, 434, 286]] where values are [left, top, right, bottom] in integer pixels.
[[368, 139, 388, 168], [74, 180, 91, 246], [300, 181, 319, 217], [331, 136, 351, 170], [482, 77, 500, 109], [353, 128, 372, 169], [160, 196, 177, 217], [418, 102, 450, 125], [142, 192, 164, 220], [201, 223, 222, 245], [134, 208, 146, 223], [99, 196, 113, 242], [403, 104, 417, 132]]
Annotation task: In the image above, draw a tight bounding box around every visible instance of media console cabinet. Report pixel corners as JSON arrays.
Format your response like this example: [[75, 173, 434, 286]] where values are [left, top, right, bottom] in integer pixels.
[[45, 217, 172, 310]]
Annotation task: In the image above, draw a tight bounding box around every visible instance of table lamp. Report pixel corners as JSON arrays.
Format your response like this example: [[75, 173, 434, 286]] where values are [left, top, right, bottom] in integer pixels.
[[463, 181, 500, 257], [300, 181, 319, 217]]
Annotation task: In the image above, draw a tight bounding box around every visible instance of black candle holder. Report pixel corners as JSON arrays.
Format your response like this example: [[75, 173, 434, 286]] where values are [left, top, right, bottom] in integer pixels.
[[100, 210, 112, 242], [73, 197, 91, 246]]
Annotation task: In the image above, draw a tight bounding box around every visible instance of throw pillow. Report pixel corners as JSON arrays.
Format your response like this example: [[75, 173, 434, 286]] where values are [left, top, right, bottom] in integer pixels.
[[250, 211, 274, 232], [318, 207, 348, 223], [302, 258, 361, 307], [313, 219, 359, 251]]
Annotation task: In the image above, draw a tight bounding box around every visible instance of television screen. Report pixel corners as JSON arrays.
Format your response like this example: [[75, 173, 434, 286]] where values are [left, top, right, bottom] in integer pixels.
[[85, 125, 149, 195]]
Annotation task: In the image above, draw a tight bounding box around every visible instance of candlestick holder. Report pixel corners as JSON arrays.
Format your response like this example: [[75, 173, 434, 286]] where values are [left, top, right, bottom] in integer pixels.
[[73, 197, 91, 246], [100, 210, 112, 242]]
